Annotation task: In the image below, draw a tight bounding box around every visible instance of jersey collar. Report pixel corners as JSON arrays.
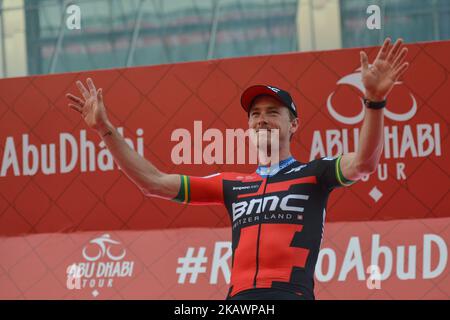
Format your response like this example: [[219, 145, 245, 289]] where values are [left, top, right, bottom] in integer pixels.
[[256, 156, 296, 178]]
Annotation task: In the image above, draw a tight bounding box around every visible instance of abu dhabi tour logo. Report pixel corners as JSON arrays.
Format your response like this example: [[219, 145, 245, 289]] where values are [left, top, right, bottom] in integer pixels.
[[310, 66, 441, 185], [66, 234, 135, 297]]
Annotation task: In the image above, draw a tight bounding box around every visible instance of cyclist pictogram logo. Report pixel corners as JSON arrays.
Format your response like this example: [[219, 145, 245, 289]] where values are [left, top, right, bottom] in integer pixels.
[[326, 66, 417, 125], [82, 233, 126, 262]]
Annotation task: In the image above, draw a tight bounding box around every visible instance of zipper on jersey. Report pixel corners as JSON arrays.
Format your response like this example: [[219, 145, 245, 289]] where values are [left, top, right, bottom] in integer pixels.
[[253, 175, 270, 288]]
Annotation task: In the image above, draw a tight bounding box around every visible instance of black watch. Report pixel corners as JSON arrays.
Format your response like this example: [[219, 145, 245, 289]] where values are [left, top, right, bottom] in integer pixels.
[[364, 98, 386, 109]]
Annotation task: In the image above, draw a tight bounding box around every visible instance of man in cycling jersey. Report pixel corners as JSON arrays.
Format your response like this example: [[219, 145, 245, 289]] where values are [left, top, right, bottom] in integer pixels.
[[66, 38, 409, 300]]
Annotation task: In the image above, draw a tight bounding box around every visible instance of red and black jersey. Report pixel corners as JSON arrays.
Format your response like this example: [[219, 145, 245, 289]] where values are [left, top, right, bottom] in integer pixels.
[[173, 155, 356, 299]]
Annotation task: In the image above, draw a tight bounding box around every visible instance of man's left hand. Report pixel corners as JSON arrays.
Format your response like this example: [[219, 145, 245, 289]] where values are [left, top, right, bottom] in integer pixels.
[[360, 37, 409, 101]]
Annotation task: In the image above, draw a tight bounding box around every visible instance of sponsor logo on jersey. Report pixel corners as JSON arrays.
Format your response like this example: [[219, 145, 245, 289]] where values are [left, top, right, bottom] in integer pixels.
[[232, 194, 309, 222]]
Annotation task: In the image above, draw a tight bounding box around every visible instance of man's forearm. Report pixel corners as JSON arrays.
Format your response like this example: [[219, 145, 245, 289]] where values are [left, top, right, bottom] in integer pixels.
[[96, 121, 163, 194], [355, 107, 384, 173]]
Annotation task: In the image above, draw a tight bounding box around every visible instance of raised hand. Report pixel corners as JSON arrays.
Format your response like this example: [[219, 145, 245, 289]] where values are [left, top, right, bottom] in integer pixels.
[[66, 78, 111, 133], [360, 38, 409, 101]]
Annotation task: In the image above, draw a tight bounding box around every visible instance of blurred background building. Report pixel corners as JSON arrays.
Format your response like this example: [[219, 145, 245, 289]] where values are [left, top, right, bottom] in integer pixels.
[[0, 0, 449, 78]]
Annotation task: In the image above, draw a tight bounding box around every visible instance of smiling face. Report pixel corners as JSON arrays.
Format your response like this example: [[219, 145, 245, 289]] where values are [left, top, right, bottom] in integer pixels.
[[247, 95, 299, 159]]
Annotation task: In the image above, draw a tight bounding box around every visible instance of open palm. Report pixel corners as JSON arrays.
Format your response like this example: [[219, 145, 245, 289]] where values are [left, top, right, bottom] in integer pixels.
[[360, 38, 409, 101], [66, 78, 110, 132]]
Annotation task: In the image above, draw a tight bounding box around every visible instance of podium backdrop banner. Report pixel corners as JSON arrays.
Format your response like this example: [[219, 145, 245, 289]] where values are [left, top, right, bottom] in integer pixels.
[[0, 40, 449, 299]]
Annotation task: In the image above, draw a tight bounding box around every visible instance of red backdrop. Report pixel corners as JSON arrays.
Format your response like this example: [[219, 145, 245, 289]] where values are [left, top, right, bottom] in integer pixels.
[[0, 40, 449, 299]]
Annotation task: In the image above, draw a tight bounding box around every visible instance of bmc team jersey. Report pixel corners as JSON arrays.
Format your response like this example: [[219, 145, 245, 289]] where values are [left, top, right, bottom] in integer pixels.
[[172, 155, 356, 299]]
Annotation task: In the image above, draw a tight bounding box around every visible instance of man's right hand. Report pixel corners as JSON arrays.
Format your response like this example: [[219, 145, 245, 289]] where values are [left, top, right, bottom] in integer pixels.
[[66, 78, 111, 135]]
